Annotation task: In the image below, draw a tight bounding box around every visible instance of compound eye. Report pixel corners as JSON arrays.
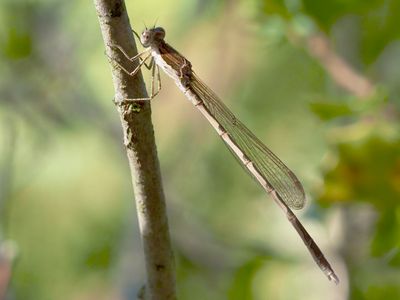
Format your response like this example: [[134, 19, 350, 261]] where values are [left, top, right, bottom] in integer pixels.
[[154, 28, 165, 40]]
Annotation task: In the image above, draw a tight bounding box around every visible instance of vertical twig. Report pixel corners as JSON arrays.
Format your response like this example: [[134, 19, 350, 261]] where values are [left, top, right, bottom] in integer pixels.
[[93, 1, 176, 299]]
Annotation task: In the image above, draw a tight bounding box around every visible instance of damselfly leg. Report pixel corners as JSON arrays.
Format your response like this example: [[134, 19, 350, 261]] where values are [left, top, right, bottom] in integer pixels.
[[145, 60, 161, 100], [108, 44, 161, 102], [108, 45, 151, 77]]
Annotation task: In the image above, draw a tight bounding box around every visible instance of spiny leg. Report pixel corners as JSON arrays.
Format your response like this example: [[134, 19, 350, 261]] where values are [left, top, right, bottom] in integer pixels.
[[126, 53, 153, 76], [112, 44, 152, 71], [114, 31, 152, 70], [107, 45, 161, 104], [108, 43, 152, 77], [153, 64, 161, 98], [143, 57, 153, 70], [109, 52, 152, 77], [109, 43, 150, 63], [106, 53, 154, 105], [123, 58, 161, 102], [150, 58, 155, 96], [148, 59, 162, 99]]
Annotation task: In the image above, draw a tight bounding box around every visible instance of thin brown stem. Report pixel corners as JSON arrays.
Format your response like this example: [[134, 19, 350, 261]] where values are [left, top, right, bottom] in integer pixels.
[[93, 1, 176, 299], [305, 32, 374, 98]]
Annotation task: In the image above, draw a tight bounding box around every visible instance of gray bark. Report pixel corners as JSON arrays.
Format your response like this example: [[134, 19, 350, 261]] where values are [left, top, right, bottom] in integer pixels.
[[93, 1, 177, 299]]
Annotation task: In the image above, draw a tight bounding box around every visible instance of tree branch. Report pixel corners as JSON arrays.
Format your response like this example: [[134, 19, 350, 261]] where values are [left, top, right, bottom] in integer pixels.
[[93, 1, 176, 299], [306, 32, 375, 98]]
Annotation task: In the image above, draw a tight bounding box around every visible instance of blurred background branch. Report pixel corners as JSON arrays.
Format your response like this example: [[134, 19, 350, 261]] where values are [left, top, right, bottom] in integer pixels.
[[0, 241, 17, 300], [305, 32, 375, 98]]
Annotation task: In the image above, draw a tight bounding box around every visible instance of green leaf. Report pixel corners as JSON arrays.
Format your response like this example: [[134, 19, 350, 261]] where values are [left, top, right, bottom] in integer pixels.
[[371, 208, 400, 258], [388, 250, 400, 267], [360, 0, 400, 64], [318, 136, 400, 207], [309, 101, 354, 120], [227, 256, 266, 300], [301, 0, 382, 31], [4, 27, 32, 59], [365, 284, 400, 300], [263, 0, 291, 19]]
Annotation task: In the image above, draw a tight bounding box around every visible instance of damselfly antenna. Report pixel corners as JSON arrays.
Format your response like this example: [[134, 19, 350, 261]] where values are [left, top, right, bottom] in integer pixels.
[[152, 17, 159, 29]]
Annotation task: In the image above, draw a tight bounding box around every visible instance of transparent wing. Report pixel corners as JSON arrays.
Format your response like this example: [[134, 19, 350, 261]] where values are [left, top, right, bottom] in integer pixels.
[[190, 73, 305, 209]]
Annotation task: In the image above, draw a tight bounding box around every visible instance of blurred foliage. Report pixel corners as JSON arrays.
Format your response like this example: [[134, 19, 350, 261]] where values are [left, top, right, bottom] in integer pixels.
[[260, 1, 400, 299], [319, 137, 400, 208], [227, 256, 267, 300], [263, 0, 400, 64], [1, 0, 400, 299]]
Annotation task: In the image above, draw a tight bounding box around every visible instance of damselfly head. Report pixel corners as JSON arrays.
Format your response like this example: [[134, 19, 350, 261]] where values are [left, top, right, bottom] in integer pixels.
[[140, 27, 165, 47]]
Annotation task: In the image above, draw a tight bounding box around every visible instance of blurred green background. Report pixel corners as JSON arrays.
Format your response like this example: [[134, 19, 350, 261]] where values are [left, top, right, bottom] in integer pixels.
[[1, 0, 400, 299]]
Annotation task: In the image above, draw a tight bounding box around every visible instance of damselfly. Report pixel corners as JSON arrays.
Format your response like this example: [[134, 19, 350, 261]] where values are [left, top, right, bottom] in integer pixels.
[[109, 26, 339, 284]]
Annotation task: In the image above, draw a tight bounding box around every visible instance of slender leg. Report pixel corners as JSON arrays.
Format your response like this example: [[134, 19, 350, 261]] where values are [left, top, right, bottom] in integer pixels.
[[150, 60, 155, 96], [108, 43, 152, 74], [143, 57, 154, 71], [154, 64, 162, 97], [109, 42, 152, 70], [109, 43, 150, 62], [148, 60, 161, 98], [107, 45, 162, 103], [109, 52, 152, 77], [123, 58, 162, 102]]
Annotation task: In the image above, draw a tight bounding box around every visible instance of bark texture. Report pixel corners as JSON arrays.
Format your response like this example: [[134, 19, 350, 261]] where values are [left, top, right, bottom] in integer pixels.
[[93, 1, 176, 299]]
